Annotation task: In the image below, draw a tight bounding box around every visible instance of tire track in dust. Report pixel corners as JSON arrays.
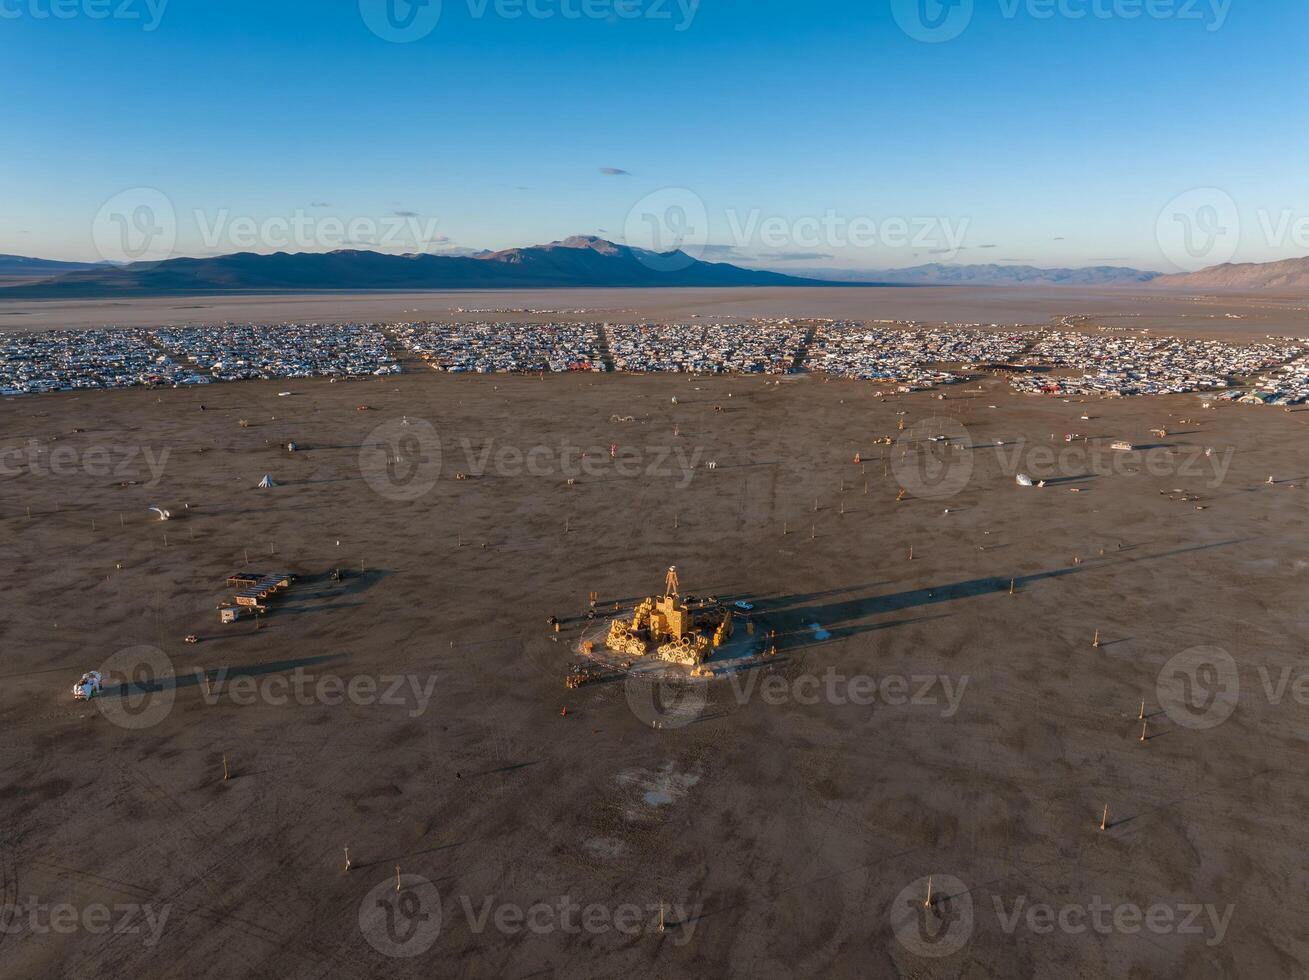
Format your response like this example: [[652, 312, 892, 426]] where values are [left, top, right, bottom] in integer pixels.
[[98, 763, 332, 971], [0, 834, 16, 955]]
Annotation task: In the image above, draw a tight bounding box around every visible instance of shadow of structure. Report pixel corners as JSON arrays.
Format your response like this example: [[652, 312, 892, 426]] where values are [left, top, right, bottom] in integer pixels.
[[279, 568, 393, 603], [99, 653, 345, 697], [736, 539, 1243, 653]]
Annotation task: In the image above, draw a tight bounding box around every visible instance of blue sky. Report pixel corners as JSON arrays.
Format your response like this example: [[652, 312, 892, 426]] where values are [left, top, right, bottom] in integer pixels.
[[3, 0, 1306, 271]]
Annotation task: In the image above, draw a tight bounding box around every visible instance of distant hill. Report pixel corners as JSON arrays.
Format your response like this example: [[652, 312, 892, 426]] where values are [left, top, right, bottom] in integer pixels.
[[0, 236, 841, 297], [1151, 256, 1309, 291], [787, 262, 1161, 287], [0, 253, 103, 282]]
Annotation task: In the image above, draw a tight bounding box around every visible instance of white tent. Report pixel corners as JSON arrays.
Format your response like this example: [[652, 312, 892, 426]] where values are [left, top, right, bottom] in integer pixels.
[[257, 474, 278, 489]]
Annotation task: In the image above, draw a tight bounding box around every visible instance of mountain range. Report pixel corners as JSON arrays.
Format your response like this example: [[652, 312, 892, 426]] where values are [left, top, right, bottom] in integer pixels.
[[0, 237, 832, 297], [0, 253, 104, 282], [792, 262, 1162, 287], [1147, 255, 1309, 291], [1, 238, 1306, 296]]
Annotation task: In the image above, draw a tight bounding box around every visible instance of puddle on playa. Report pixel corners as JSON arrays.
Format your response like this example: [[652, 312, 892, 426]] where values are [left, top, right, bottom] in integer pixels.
[[807, 623, 831, 641], [616, 762, 701, 816], [582, 837, 626, 860]]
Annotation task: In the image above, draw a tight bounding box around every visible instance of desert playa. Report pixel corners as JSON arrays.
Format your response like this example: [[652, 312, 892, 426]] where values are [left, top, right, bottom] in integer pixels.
[[3, 284, 1309, 339], [11, 0, 1309, 972], [3, 363, 1307, 977]]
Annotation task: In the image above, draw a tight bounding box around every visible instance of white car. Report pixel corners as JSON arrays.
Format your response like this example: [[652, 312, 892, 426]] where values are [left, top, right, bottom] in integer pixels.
[[72, 671, 102, 701], [734, 600, 755, 611]]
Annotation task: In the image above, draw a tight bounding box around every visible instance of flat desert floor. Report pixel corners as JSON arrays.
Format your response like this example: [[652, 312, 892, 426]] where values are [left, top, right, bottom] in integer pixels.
[[2, 285, 1309, 340], [2, 370, 1308, 977]]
